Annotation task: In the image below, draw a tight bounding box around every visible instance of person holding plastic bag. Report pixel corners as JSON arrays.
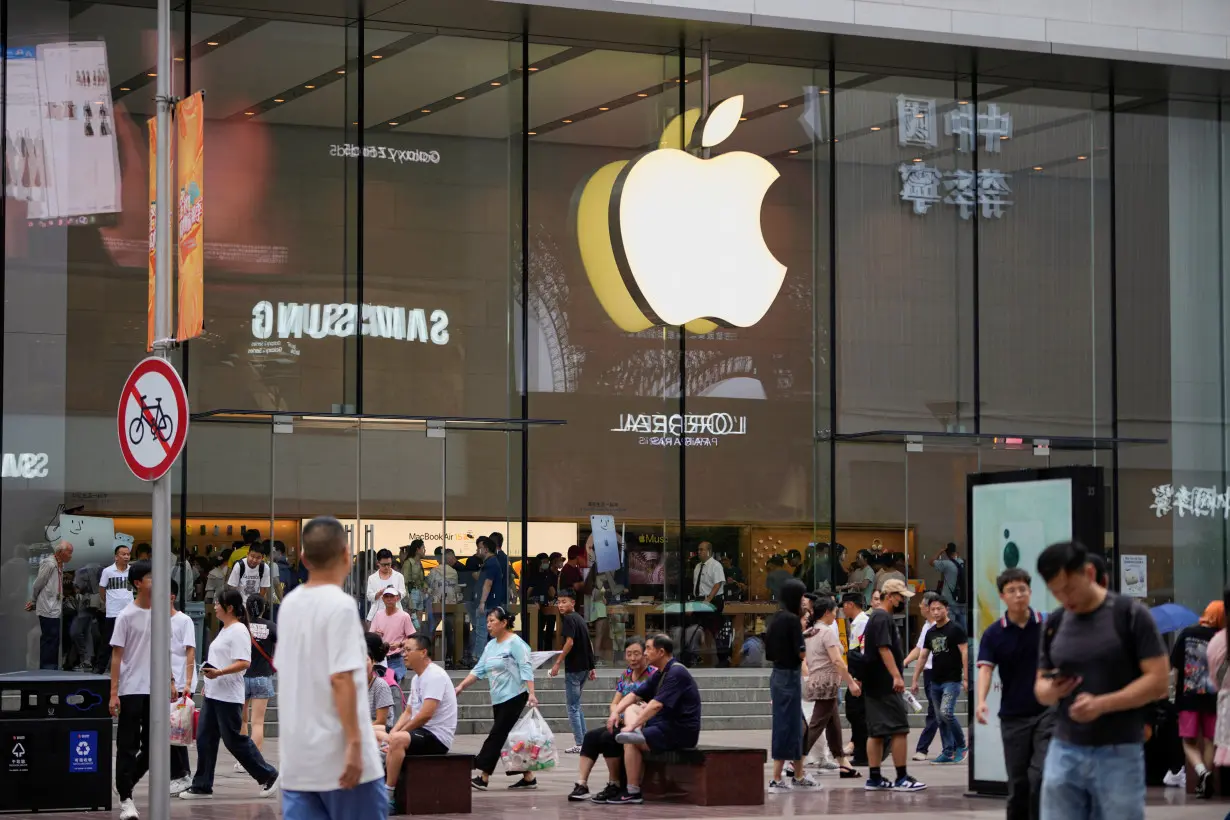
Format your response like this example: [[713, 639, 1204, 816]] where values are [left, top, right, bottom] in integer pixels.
[[169, 579, 197, 795], [454, 606, 540, 791]]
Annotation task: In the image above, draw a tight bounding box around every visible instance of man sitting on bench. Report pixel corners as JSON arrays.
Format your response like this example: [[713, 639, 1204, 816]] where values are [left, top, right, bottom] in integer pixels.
[[607, 633, 702, 804], [384, 634, 458, 810]]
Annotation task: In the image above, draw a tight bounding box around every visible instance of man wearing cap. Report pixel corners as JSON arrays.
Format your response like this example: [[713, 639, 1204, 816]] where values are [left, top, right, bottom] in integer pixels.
[[371, 585, 416, 684], [861, 578, 927, 792]]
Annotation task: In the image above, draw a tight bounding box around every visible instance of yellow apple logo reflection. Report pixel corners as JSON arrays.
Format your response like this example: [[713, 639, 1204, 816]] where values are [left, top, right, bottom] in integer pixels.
[[575, 96, 786, 334]]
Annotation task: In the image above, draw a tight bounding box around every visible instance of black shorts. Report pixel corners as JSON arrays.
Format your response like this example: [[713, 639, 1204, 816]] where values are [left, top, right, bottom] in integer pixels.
[[864, 691, 909, 739], [400, 728, 449, 756]]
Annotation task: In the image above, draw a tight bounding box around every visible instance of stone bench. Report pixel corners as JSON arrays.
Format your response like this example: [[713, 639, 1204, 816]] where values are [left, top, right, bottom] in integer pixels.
[[392, 753, 474, 816], [640, 746, 766, 806]]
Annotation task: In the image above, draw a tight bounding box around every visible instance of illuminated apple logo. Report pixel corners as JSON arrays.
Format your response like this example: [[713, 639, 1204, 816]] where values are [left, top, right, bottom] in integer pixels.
[[576, 96, 786, 333]]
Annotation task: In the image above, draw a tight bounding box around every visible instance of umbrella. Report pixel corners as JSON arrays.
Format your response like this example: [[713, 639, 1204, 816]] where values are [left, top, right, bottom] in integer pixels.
[[1150, 603, 1199, 635]]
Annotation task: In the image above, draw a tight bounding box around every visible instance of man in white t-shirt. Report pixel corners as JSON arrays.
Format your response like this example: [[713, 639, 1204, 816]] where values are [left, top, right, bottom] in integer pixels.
[[905, 591, 941, 762], [109, 560, 154, 820], [99, 545, 134, 672], [277, 517, 385, 819], [384, 634, 458, 808], [169, 578, 197, 794], [228, 543, 271, 604]]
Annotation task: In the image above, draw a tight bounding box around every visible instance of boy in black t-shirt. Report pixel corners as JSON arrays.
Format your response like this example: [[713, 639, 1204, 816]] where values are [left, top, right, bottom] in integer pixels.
[[916, 597, 968, 764], [861, 579, 926, 792], [550, 591, 596, 752]]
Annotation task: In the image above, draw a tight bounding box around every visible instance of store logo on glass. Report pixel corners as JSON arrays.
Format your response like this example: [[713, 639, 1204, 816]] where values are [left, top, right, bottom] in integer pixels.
[[612, 412, 747, 448], [576, 96, 785, 335]]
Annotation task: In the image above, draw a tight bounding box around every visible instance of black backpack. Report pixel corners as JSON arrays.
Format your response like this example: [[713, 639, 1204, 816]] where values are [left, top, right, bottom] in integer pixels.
[[1042, 594, 1138, 673], [951, 558, 968, 604], [847, 646, 868, 680]]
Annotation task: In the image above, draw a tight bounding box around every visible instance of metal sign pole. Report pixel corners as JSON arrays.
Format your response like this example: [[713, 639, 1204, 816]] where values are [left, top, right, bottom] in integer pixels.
[[148, 0, 174, 815]]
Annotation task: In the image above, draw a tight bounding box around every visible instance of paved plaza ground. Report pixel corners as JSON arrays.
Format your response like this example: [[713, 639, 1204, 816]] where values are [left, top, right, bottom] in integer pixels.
[[14, 729, 1225, 819]]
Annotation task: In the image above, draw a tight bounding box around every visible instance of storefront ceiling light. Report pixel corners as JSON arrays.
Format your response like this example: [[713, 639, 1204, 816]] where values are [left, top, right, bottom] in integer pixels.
[[305, 84, 315, 89], [562, 119, 572, 124], [455, 95, 466, 100], [1033, 166, 1043, 171], [778, 103, 789, 108], [1000, 135, 1009, 140], [147, 72, 157, 77], [1077, 155, 1088, 160], [174, 57, 184, 62], [912, 157, 921, 162], [598, 106, 609, 111], [120, 86, 131, 91], [958, 100, 968, 105], [372, 54, 383, 59], [244, 111, 255, 116], [528, 131, 537, 135], [274, 98, 284, 103], [528, 66, 539, 71], [819, 89, 829, 94], [637, 93, 648, 97], [491, 81, 501, 86], [739, 117, 747, 121], [207, 41, 219, 46], [788, 149, 799, 154], [389, 121, 399, 126], [337, 69, 346, 74], [421, 109, 431, 113], [870, 126, 881, 131]]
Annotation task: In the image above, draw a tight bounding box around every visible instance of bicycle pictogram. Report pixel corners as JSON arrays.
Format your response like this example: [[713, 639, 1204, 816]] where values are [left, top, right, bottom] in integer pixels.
[[127, 394, 174, 445]]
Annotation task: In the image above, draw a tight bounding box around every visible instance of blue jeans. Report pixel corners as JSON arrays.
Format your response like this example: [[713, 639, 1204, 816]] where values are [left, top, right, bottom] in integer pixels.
[[283, 778, 387, 820], [565, 670, 588, 746], [471, 604, 488, 658], [916, 669, 938, 753], [1041, 739, 1143, 820], [930, 680, 965, 755], [191, 698, 278, 794], [386, 653, 406, 683]]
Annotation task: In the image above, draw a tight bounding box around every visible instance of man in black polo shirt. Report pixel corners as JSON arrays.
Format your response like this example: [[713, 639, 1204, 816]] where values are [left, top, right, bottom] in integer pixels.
[[604, 634, 701, 804], [976, 568, 1053, 820]]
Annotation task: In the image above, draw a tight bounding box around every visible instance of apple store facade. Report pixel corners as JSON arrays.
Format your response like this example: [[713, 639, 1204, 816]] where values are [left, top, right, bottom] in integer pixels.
[[4, 0, 1230, 671]]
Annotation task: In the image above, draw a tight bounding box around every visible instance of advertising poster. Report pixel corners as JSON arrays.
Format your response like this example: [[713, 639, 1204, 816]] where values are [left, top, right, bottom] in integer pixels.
[[176, 92, 205, 341], [969, 477, 1070, 789], [1120, 554, 1148, 597], [30, 42, 121, 220], [147, 118, 158, 352], [4, 48, 48, 207], [590, 514, 622, 573]]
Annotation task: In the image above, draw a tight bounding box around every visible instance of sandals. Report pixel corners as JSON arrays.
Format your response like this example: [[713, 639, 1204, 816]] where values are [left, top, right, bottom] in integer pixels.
[[839, 767, 861, 779]]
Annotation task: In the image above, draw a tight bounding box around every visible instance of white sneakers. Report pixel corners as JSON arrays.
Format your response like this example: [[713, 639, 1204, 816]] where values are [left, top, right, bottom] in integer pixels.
[[118, 798, 139, 819], [768, 775, 821, 793], [1162, 768, 1186, 789], [259, 773, 281, 798], [912, 751, 929, 762], [233, 761, 245, 773], [564, 745, 582, 754], [169, 776, 191, 795]]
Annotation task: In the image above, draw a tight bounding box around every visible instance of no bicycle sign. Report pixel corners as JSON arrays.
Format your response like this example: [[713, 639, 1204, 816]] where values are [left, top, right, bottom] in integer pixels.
[[117, 357, 188, 481]]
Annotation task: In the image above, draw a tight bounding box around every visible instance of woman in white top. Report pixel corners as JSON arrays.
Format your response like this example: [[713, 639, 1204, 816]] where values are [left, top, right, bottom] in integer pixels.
[[365, 548, 406, 625], [180, 588, 280, 800]]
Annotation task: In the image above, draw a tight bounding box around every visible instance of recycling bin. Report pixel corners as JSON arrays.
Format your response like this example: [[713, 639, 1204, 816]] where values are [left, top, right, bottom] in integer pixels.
[[0, 671, 112, 813]]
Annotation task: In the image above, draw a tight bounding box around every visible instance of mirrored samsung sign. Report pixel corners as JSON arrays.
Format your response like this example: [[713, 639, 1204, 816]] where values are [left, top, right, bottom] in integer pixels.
[[251, 301, 450, 345], [328, 144, 440, 165]]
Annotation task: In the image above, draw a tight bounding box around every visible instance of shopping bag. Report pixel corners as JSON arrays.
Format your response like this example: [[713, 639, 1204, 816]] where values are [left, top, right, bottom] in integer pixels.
[[500, 707, 557, 772], [170, 698, 195, 747]]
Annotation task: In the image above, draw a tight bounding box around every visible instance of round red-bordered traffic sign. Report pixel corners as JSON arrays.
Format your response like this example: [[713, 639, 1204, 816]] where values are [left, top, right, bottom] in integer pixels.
[[117, 357, 189, 481]]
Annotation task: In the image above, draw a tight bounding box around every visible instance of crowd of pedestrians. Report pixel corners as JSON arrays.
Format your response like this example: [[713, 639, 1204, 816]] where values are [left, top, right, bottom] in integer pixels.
[[77, 522, 1230, 820]]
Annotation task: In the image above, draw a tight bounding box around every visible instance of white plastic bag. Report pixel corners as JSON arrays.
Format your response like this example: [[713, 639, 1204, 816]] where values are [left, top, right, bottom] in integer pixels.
[[500, 707, 557, 772], [169, 699, 195, 747]]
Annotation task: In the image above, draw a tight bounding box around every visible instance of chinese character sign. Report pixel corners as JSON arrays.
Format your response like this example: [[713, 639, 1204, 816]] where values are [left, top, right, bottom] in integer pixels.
[[897, 95, 937, 148], [898, 163, 943, 215], [899, 99, 1015, 219], [1150, 484, 1230, 518]]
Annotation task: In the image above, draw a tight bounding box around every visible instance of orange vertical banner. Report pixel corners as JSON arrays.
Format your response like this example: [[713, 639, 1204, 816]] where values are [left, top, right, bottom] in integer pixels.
[[175, 92, 204, 341], [147, 118, 157, 351]]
